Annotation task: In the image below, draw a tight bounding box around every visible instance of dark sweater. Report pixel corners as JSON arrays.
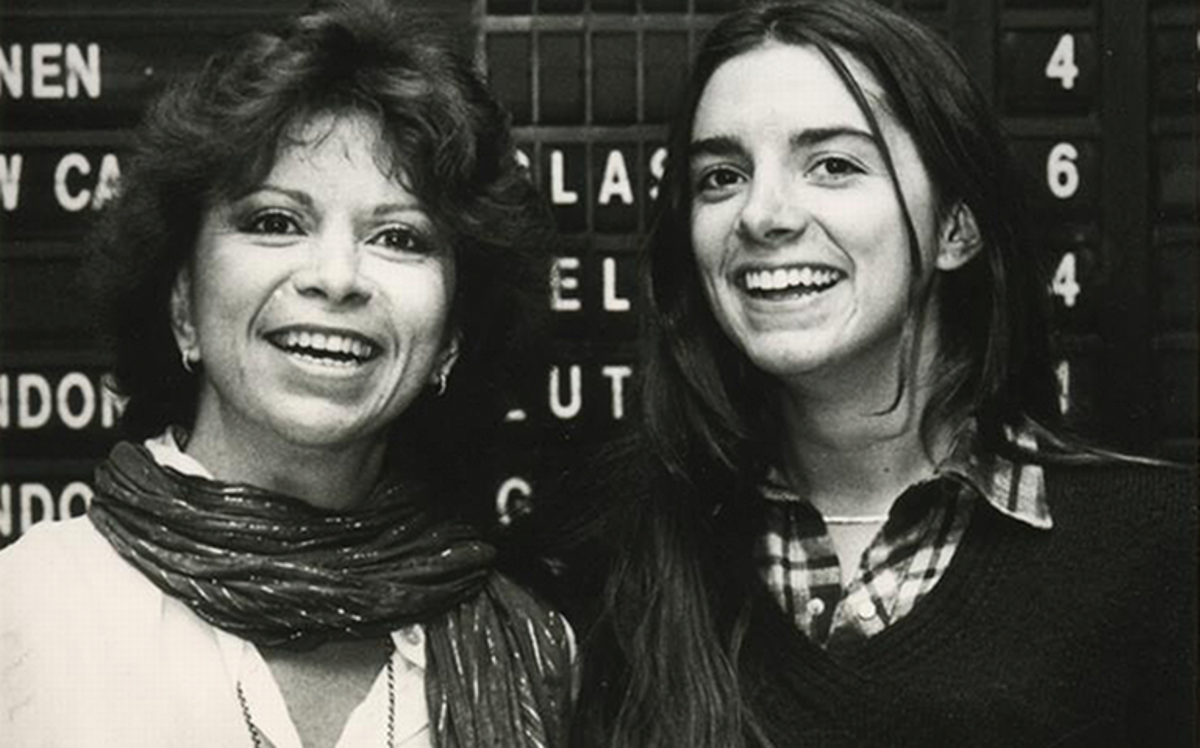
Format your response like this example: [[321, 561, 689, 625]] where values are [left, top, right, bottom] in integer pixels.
[[738, 463, 1197, 748]]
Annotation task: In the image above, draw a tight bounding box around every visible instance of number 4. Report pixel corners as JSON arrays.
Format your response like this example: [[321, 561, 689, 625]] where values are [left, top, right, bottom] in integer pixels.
[[1051, 251, 1081, 308], [1045, 33, 1079, 90]]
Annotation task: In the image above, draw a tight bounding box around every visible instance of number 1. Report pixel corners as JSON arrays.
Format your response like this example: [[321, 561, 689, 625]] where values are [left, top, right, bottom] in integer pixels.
[[1055, 360, 1071, 415]]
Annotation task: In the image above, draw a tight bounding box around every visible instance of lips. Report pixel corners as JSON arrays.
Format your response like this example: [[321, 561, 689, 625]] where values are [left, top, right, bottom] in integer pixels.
[[739, 264, 845, 298], [266, 327, 381, 367]]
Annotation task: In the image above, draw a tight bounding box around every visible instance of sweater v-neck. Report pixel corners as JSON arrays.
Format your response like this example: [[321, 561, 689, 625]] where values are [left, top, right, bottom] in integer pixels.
[[774, 498, 1013, 693], [726, 462, 1196, 747]]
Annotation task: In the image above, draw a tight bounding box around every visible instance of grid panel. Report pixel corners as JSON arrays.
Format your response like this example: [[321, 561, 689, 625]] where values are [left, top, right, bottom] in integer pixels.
[[479, 0, 1199, 484]]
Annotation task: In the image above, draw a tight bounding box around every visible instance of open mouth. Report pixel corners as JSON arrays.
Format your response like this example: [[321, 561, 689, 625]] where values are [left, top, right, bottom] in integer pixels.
[[739, 264, 845, 299], [266, 329, 381, 368]]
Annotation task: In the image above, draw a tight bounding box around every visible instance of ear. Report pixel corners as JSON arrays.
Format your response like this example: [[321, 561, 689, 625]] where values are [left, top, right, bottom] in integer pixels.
[[169, 267, 198, 352], [935, 201, 983, 271], [433, 331, 461, 383]]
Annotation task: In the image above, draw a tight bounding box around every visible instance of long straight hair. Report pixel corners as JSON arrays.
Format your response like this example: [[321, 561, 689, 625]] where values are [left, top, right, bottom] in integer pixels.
[[644, 0, 1057, 485], [579, 1, 1060, 746]]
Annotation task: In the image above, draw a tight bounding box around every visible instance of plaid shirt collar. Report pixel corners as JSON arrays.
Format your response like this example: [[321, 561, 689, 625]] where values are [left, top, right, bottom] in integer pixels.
[[760, 419, 1052, 531], [755, 420, 1050, 647]]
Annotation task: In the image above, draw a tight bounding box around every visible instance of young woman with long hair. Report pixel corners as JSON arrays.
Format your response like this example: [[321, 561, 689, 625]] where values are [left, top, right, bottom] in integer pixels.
[[565, 1, 1196, 745]]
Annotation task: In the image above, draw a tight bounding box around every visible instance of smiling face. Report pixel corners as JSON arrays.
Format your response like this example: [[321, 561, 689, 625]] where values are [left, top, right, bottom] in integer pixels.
[[171, 111, 457, 454], [689, 42, 956, 390]]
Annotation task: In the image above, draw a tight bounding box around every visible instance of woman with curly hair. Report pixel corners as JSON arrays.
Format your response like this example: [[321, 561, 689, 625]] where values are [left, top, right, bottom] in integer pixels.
[[0, 3, 572, 746]]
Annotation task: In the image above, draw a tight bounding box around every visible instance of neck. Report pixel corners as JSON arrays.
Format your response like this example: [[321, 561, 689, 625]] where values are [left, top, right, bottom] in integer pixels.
[[779, 397, 940, 518], [184, 413, 387, 511], [776, 328, 950, 518]]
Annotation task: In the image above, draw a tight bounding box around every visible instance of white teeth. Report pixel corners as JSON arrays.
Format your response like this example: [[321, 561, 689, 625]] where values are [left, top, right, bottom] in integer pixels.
[[291, 352, 359, 368], [277, 330, 376, 361], [742, 266, 841, 293]]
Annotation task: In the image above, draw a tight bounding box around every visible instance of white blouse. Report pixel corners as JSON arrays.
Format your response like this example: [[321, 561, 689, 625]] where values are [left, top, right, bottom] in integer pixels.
[[0, 432, 433, 748]]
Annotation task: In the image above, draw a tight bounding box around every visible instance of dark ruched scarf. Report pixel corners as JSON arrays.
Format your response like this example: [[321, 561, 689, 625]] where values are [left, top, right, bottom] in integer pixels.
[[89, 441, 573, 747]]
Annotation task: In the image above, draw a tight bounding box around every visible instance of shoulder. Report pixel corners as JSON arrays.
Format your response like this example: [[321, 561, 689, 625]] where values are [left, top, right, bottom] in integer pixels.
[[486, 572, 579, 708], [1040, 461, 1197, 573], [1, 517, 114, 591], [0, 516, 159, 636], [1043, 460, 1196, 525], [1, 518, 160, 735], [487, 572, 575, 655]]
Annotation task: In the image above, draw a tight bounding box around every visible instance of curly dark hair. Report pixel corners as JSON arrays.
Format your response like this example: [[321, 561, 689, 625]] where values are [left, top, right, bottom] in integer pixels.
[[85, 0, 551, 491]]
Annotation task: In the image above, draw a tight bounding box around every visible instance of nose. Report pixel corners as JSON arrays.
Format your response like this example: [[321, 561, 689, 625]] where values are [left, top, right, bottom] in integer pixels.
[[293, 227, 370, 305], [736, 168, 807, 247]]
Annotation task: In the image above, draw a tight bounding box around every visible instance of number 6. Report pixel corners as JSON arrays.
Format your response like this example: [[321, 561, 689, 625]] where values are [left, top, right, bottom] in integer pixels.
[[1047, 143, 1079, 199]]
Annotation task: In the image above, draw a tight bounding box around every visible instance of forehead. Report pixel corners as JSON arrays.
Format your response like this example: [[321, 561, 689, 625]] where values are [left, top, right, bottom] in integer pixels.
[[253, 112, 429, 212], [692, 41, 889, 140], [275, 112, 393, 177], [212, 110, 413, 204]]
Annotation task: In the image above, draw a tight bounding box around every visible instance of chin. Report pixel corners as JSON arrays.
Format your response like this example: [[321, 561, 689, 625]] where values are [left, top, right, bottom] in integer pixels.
[[738, 338, 827, 379], [265, 411, 379, 450], [750, 358, 822, 382]]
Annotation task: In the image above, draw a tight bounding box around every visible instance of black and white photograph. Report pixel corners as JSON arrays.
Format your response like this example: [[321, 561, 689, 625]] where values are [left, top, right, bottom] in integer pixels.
[[1, 1, 1195, 746]]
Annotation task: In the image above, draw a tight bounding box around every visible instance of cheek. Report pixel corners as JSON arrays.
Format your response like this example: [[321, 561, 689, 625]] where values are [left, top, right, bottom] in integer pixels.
[[190, 240, 288, 326], [689, 247, 724, 308], [191, 269, 251, 332], [821, 194, 911, 271], [380, 269, 454, 336], [690, 208, 730, 276]]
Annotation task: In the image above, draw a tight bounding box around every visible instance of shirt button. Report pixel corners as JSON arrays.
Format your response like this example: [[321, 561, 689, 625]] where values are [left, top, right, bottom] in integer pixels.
[[806, 598, 826, 617], [856, 601, 877, 620]]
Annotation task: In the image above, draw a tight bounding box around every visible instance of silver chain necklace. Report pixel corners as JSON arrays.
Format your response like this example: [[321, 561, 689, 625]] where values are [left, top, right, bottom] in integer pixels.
[[236, 646, 397, 748], [822, 513, 890, 526]]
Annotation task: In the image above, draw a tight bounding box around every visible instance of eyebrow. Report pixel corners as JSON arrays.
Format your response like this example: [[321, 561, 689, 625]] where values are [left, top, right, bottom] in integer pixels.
[[236, 185, 426, 217], [688, 134, 745, 161], [789, 126, 875, 150], [371, 201, 427, 219], [688, 126, 876, 162], [240, 184, 315, 209]]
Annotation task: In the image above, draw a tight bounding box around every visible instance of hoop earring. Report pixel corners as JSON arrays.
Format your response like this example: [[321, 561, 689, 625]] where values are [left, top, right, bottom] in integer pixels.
[[181, 349, 197, 374], [434, 369, 448, 397]]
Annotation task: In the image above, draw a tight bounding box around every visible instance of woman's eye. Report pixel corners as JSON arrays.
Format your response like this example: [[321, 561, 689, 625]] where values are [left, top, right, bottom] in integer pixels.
[[245, 211, 302, 235], [371, 226, 432, 254], [811, 156, 864, 180], [695, 166, 746, 194]]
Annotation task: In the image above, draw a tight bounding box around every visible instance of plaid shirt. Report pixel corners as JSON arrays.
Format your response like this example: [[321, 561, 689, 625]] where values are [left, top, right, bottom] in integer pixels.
[[756, 423, 1051, 648]]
